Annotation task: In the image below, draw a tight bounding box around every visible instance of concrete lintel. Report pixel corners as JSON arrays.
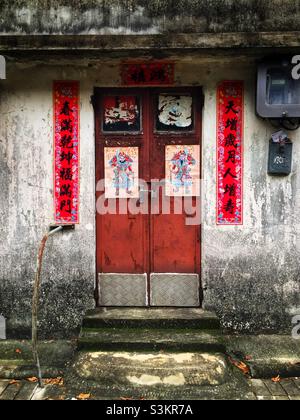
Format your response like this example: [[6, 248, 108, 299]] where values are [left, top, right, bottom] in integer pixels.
[[1, 32, 300, 53]]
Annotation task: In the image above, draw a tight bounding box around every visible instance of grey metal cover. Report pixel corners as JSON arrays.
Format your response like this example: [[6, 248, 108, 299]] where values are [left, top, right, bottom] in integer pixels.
[[150, 274, 200, 307], [99, 273, 200, 307], [98, 274, 147, 307]]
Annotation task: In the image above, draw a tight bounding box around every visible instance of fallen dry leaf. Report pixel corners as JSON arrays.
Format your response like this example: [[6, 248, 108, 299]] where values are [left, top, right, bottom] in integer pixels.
[[120, 396, 134, 401], [9, 380, 20, 386], [228, 356, 251, 376], [272, 375, 281, 383], [44, 377, 64, 386], [76, 393, 91, 400], [26, 377, 38, 383]]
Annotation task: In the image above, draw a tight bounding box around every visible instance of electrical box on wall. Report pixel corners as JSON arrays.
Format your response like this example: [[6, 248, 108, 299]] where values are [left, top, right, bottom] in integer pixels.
[[257, 58, 300, 119], [268, 131, 293, 175]]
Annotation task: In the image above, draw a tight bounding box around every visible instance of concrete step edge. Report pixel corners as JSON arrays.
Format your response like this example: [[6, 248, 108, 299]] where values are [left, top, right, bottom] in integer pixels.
[[78, 329, 226, 352], [83, 309, 220, 330], [0, 362, 64, 380], [82, 318, 221, 330]]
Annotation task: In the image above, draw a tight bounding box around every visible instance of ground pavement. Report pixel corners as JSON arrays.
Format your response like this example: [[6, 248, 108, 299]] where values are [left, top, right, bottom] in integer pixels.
[[1, 377, 300, 400]]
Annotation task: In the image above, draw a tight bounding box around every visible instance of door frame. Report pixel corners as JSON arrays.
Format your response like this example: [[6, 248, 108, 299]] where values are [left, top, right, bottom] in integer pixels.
[[93, 86, 204, 307]]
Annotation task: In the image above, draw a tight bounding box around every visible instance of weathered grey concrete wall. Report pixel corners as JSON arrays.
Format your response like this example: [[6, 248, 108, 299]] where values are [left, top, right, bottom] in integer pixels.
[[0, 56, 300, 336], [1, 0, 300, 35], [201, 63, 300, 333], [0, 63, 96, 338]]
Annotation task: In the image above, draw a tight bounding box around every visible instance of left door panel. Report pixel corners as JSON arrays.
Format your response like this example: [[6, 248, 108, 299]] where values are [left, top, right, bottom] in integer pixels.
[[95, 89, 149, 306]]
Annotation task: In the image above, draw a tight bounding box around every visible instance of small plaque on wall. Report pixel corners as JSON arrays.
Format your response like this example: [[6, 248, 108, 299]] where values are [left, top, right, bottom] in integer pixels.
[[268, 140, 293, 175]]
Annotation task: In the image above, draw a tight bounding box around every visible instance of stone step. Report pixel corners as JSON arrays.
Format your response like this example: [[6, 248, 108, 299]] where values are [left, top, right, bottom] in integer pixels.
[[0, 360, 63, 380], [0, 340, 75, 380], [78, 328, 226, 353], [0, 340, 74, 362], [83, 308, 220, 330], [71, 351, 229, 387]]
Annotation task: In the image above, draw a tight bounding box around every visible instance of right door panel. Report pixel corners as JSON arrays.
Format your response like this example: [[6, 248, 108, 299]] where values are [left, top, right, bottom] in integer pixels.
[[149, 88, 202, 307]]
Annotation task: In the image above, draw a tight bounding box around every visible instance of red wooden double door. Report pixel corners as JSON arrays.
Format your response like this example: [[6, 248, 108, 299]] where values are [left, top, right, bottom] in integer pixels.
[[95, 87, 202, 307]]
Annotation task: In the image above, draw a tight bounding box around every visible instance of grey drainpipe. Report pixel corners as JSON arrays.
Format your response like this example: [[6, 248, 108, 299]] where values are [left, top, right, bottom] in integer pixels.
[[32, 225, 74, 388]]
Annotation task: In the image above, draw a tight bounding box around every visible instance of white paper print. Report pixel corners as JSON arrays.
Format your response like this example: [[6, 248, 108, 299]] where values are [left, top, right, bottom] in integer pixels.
[[103, 96, 140, 132], [158, 95, 193, 128]]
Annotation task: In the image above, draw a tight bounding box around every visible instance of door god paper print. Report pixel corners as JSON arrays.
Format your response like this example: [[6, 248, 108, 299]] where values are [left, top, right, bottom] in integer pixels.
[[165, 145, 200, 197], [105, 147, 139, 199]]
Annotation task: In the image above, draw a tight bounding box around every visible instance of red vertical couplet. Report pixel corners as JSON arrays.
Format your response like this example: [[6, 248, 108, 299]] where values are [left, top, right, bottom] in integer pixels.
[[54, 81, 80, 224], [217, 81, 243, 225]]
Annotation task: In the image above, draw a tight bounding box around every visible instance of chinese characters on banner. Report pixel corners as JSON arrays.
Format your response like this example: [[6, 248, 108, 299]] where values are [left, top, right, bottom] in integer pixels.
[[121, 62, 174, 86], [54, 81, 80, 224], [217, 81, 243, 225]]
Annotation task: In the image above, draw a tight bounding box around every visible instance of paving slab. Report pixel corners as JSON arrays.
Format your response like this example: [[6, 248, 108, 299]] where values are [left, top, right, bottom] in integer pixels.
[[6, 375, 300, 400], [263, 380, 287, 397], [0, 380, 9, 396], [250, 379, 271, 397], [280, 379, 300, 396], [293, 378, 300, 388], [0, 382, 21, 400], [14, 382, 38, 400]]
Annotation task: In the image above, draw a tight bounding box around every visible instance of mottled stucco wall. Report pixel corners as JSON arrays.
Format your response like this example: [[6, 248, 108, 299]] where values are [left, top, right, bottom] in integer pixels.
[[200, 62, 300, 333], [1, 0, 300, 35], [0, 57, 300, 337], [0, 63, 97, 338]]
